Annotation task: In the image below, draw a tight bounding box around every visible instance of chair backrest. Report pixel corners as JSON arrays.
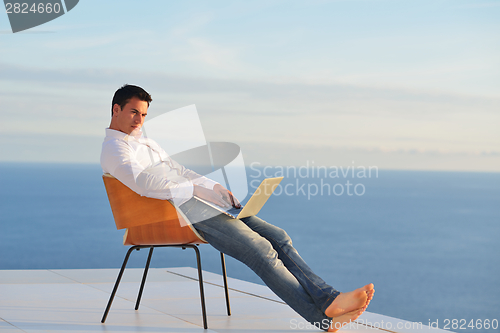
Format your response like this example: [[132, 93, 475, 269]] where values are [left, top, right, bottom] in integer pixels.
[[102, 174, 206, 245]]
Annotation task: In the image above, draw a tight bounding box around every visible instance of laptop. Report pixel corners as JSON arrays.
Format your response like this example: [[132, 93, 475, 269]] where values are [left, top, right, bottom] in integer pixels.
[[195, 177, 283, 219]]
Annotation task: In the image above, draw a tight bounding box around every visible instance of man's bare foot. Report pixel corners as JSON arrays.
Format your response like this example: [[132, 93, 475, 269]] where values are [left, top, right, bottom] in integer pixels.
[[325, 284, 374, 318], [327, 308, 364, 332]]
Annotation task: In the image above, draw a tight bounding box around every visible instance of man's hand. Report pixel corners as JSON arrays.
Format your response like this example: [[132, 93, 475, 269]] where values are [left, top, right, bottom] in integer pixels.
[[213, 184, 241, 208], [193, 184, 239, 208]]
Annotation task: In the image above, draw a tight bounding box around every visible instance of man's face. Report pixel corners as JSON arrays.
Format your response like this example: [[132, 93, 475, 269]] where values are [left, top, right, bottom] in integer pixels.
[[110, 97, 148, 134]]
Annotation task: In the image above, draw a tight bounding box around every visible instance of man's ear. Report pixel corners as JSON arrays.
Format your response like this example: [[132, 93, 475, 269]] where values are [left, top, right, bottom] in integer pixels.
[[112, 103, 121, 117]]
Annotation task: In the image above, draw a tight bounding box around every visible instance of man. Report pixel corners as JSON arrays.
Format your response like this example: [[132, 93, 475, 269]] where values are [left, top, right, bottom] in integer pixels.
[[101, 84, 374, 332]]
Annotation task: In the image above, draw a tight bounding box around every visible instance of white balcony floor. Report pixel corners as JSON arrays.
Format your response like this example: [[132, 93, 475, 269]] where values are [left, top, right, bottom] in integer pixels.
[[0, 267, 450, 333]]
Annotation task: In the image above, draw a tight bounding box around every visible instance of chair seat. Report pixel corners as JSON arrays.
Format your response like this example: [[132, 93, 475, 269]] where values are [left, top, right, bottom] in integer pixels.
[[123, 220, 205, 245], [102, 173, 207, 245]]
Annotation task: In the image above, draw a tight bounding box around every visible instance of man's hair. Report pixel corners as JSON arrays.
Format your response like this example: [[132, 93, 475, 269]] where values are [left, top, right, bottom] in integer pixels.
[[111, 84, 152, 116]]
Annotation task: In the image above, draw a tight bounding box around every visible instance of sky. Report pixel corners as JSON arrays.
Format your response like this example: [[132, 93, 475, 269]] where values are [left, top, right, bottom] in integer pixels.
[[1, 0, 499, 171]]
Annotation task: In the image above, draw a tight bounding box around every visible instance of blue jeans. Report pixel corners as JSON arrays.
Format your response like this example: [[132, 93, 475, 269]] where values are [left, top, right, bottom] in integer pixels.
[[180, 198, 339, 328]]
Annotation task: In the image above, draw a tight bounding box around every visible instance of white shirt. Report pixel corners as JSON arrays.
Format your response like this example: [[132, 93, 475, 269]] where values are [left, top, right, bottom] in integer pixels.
[[100, 128, 218, 207]]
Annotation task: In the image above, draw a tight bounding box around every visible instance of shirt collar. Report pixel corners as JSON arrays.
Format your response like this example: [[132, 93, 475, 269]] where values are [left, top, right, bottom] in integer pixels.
[[105, 128, 143, 141]]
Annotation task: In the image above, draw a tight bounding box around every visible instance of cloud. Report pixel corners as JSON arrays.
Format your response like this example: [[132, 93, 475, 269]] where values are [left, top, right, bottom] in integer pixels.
[[453, 2, 500, 9], [171, 37, 247, 72], [1, 63, 499, 171]]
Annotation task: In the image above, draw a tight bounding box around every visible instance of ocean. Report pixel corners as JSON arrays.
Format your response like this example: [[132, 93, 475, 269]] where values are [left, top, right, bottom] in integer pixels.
[[1, 162, 499, 332]]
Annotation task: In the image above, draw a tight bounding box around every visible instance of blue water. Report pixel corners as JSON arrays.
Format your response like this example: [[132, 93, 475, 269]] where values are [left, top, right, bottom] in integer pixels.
[[1, 162, 499, 332]]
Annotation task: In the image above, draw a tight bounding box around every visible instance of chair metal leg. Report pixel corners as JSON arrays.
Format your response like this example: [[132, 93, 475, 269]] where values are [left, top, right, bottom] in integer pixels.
[[187, 245, 208, 329], [101, 245, 140, 323], [135, 247, 154, 310], [102, 244, 223, 329], [220, 252, 231, 316]]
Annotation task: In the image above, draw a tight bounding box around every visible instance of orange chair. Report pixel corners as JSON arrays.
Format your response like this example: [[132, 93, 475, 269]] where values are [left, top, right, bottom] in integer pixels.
[[100, 174, 231, 329]]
